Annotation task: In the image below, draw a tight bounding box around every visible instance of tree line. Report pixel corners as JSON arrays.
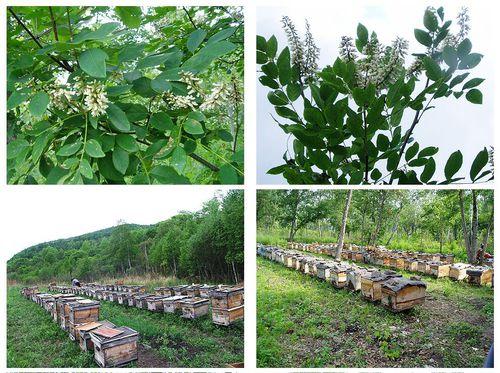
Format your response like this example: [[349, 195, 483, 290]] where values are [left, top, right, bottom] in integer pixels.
[[8, 190, 244, 284], [257, 189, 493, 263]]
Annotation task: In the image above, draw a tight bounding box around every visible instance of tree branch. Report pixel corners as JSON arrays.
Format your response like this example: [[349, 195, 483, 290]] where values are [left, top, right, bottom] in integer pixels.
[[183, 7, 197, 29], [49, 7, 59, 41], [8, 7, 74, 73]]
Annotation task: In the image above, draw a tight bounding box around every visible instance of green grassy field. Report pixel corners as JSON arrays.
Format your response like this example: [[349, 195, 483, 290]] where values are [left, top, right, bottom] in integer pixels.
[[7, 285, 244, 368], [257, 256, 493, 368]]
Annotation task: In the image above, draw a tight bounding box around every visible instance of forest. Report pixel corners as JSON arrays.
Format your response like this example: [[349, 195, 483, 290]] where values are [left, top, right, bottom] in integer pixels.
[[257, 189, 493, 262], [8, 190, 244, 284]]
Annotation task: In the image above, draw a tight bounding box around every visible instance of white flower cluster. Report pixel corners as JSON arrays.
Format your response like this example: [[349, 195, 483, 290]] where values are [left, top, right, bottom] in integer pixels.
[[179, 71, 202, 95], [164, 91, 197, 110], [82, 80, 109, 117], [339, 36, 357, 61], [456, 7, 470, 42], [200, 82, 229, 111], [229, 75, 243, 105], [281, 16, 319, 82], [48, 85, 76, 112]]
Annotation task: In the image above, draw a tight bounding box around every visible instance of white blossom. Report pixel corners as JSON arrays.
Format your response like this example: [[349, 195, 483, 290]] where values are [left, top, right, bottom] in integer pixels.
[[82, 80, 109, 117], [200, 82, 229, 111], [165, 91, 197, 110]]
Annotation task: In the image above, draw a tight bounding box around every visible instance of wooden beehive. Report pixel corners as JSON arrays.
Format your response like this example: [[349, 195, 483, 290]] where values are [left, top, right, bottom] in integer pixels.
[[199, 284, 217, 298], [346, 267, 374, 291], [180, 297, 210, 319], [186, 285, 201, 298], [210, 287, 244, 309], [90, 326, 139, 367], [146, 296, 170, 312], [163, 295, 189, 313], [77, 320, 116, 352], [68, 299, 100, 340], [466, 266, 493, 286], [57, 297, 81, 329], [117, 293, 127, 305], [330, 265, 349, 288], [134, 294, 151, 309], [381, 277, 427, 312], [127, 294, 136, 307], [173, 285, 189, 296], [449, 263, 471, 281], [316, 262, 333, 281], [405, 259, 419, 272], [417, 261, 429, 274], [360, 271, 401, 302], [212, 305, 244, 326], [428, 261, 451, 278]]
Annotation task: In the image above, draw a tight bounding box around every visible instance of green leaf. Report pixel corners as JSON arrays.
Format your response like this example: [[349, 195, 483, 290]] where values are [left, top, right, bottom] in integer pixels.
[[217, 129, 233, 142], [85, 139, 106, 158], [150, 112, 174, 132], [97, 154, 124, 182], [132, 77, 155, 97], [423, 9, 438, 31], [259, 76, 279, 89], [79, 159, 94, 179], [304, 107, 325, 126], [112, 147, 129, 175], [118, 44, 145, 63], [115, 7, 142, 28], [151, 76, 172, 93], [422, 56, 442, 81], [418, 146, 439, 158], [187, 29, 207, 52], [7, 139, 29, 159], [73, 22, 120, 43], [371, 168, 382, 181], [267, 36, 278, 58], [420, 157, 436, 183], [405, 142, 419, 162], [414, 29, 432, 47], [219, 164, 239, 184], [116, 134, 139, 152], [106, 104, 131, 132], [465, 89, 482, 104], [183, 118, 204, 135], [28, 92, 49, 117], [449, 73, 469, 88], [207, 27, 236, 44], [357, 23, 369, 43], [107, 84, 132, 96], [470, 147, 489, 181], [171, 146, 187, 173], [444, 150, 463, 179], [276, 47, 292, 85], [31, 132, 51, 163], [56, 141, 82, 157], [7, 90, 28, 110], [376, 134, 390, 151], [442, 46, 458, 68], [275, 106, 299, 121], [79, 48, 108, 78], [257, 35, 267, 53], [267, 90, 288, 106], [457, 38, 472, 58], [150, 165, 190, 184], [182, 41, 236, 72], [463, 78, 485, 90], [287, 83, 301, 101]]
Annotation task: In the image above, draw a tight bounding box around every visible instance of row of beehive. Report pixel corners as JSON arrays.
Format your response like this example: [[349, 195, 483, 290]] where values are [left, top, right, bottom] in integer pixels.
[[49, 283, 244, 326], [258, 245, 427, 312], [287, 242, 493, 286], [20, 286, 139, 368]]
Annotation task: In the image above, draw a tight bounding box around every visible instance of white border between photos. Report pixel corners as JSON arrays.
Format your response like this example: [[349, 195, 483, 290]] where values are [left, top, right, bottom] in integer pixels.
[[0, 0, 498, 372]]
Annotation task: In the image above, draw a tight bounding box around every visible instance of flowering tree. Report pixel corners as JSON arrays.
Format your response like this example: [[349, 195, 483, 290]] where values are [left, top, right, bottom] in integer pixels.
[[7, 6, 243, 184], [257, 7, 492, 184]]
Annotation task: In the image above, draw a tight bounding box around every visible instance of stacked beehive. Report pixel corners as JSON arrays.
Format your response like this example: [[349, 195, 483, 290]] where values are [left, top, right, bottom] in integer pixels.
[[210, 287, 245, 326]]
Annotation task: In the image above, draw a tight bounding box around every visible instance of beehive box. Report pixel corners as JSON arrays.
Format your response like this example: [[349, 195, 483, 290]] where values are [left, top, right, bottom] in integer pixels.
[[210, 287, 244, 309], [381, 277, 427, 312], [186, 285, 201, 298], [117, 293, 128, 305], [303, 259, 317, 275], [173, 285, 189, 296], [330, 265, 349, 288], [90, 326, 139, 367], [346, 267, 374, 291], [57, 297, 81, 329], [199, 285, 217, 298], [134, 294, 152, 309], [146, 296, 170, 312], [417, 261, 429, 274], [442, 254, 454, 264], [163, 295, 190, 313], [354, 252, 365, 262], [449, 263, 471, 281], [127, 295, 136, 307], [404, 259, 419, 272], [466, 267, 493, 286], [360, 271, 401, 302], [212, 305, 244, 326], [316, 262, 333, 281], [77, 320, 116, 351], [68, 299, 100, 340], [180, 297, 210, 319], [428, 261, 451, 278]]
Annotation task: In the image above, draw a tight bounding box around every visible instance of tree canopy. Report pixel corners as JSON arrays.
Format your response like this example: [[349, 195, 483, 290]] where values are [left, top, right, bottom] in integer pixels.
[[8, 190, 244, 284], [7, 6, 244, 184]]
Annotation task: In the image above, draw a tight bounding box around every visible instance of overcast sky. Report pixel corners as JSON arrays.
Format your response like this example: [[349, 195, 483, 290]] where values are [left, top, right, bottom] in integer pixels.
[[0, 187, 224, 260], [257, 0, 494, 184]]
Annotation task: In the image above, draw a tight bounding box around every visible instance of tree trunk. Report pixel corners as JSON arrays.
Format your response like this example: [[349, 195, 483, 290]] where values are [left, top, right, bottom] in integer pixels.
[[335, 190, 353, 260], [480, 208, 494, 265], [231, 261, 238, 283], [369, 191, 387, 245], [459, 190, 475, 263], [386, 204, 403, 246]]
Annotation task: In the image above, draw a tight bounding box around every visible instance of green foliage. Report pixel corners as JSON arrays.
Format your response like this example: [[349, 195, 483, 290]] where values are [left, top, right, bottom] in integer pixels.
[[7, 191, 244, 283], [7, 6, 244, 184], [257, 7, 491, 184]]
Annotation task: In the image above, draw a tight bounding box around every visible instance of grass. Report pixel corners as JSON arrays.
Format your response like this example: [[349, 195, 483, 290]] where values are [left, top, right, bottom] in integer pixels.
[[256, 256, 493, 368], [7, 285, 243, 368]]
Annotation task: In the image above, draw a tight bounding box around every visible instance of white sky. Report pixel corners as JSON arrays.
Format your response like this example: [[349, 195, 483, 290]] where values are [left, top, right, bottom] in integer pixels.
[[0, 187, 227, 260], [257, 0, 495, 184]]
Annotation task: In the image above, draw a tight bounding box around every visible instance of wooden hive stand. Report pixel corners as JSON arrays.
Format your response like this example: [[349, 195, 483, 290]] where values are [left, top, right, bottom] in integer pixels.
[[381, 277, 427, 312], [90, 326, 139, 367]]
